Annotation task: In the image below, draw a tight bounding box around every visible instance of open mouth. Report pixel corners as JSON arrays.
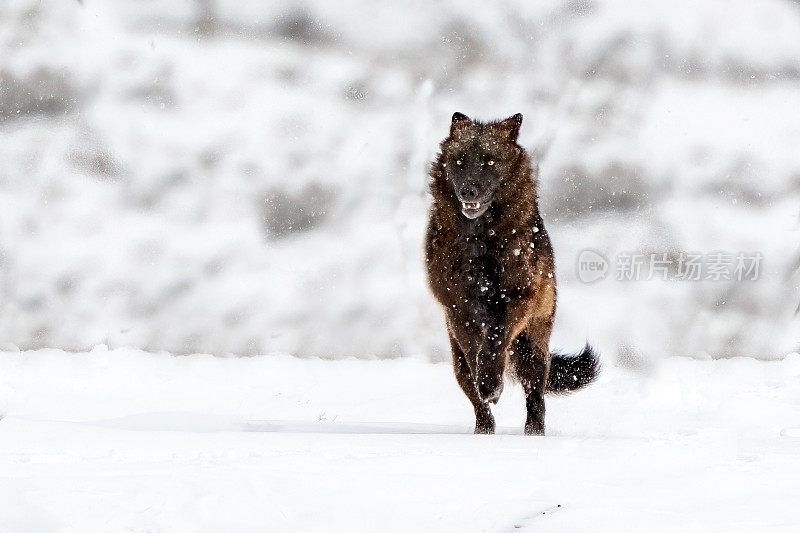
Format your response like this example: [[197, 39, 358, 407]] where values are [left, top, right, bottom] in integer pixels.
[[460, 200, 489, 219]]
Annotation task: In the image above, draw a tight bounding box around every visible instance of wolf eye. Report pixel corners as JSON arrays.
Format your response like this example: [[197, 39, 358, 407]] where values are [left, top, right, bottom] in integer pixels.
[[487, 160, 495, 166], [456, 159, 462, 165]]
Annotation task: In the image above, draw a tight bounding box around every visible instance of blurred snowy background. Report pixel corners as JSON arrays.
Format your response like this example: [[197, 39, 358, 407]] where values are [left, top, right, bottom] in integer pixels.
[[1, 0, 799, 361]]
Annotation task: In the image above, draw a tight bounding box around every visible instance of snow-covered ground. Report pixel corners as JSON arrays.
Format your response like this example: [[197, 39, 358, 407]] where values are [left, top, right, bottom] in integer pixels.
[[2, 347, 800, 532], [2, 2, 799, 527]]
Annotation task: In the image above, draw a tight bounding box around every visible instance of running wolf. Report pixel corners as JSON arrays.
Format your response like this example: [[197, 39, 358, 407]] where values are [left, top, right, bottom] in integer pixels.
[[425, 112, 599, 435]]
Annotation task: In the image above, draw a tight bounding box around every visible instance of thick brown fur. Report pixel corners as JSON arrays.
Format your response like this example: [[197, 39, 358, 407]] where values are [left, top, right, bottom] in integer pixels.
[[425, 112, 599, 435]]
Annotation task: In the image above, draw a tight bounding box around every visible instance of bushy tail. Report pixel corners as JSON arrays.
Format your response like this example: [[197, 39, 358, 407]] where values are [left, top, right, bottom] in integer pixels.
[[546, 344, 600, 394]]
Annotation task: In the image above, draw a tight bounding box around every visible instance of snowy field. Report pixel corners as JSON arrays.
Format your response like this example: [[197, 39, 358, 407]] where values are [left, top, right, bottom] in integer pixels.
[[2, 347, 800, 532], [2, 1, 800, 531]]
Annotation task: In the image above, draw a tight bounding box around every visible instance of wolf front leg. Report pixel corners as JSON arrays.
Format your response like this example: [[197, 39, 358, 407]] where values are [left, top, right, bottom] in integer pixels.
[[491, 291, 554, 435], [510, 330, 552, 436], [448, 333, 494, 434], [474, 295, 538, 404]]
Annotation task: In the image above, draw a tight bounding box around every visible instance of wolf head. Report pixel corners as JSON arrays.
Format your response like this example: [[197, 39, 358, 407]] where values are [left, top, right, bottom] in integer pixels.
[[438, 112, 524, 219]]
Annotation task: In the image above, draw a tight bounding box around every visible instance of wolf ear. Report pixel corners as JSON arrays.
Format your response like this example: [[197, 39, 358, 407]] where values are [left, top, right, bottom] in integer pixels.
[[498, 113, 523, 143], [450, 112, 471, 137]]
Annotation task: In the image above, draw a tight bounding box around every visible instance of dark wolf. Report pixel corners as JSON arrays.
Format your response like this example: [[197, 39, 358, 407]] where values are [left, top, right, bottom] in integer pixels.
[[425, 112, 599, 435]]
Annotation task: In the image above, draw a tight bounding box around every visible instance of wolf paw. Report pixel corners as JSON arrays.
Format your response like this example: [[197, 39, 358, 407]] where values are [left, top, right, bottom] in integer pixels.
[[475, 411, 495, 435]]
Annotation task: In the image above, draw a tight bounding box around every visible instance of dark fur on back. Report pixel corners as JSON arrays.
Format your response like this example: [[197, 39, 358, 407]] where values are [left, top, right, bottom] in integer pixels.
[[425, 112, 599, 435]]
